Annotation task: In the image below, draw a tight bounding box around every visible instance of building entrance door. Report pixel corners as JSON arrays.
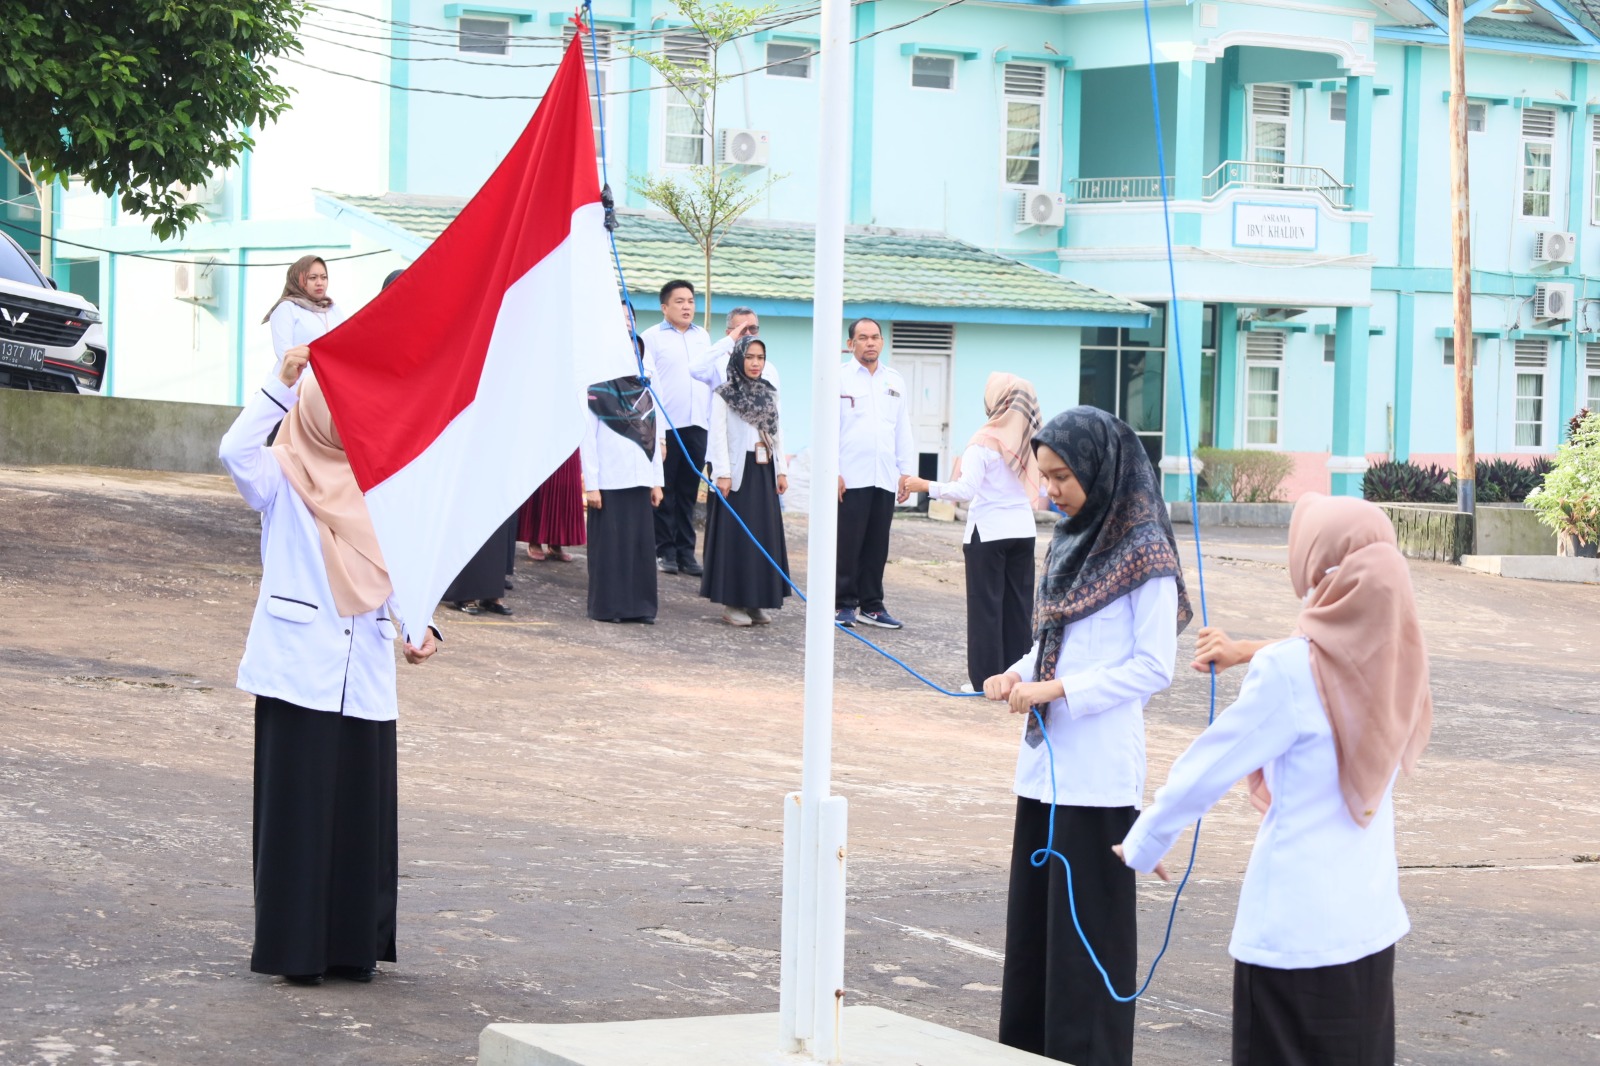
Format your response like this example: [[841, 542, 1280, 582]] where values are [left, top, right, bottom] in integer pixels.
[[890, 322, 954, 510]]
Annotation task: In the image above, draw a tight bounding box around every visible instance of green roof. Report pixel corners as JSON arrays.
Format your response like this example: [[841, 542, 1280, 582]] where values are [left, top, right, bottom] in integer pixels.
[[315, 191, 1150, 323], [1464, 15, 1579, 42]]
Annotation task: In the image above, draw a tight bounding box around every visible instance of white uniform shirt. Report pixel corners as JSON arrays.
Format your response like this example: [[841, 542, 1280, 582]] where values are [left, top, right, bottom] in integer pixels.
[[928, 445, 1038, 544], [691, 334, 783, 394], [1120, 638, 1411, 969], [267, 301, 344, 362], [642, 320, 712, 429], [1008, 576, 1179, 808], [708, 389, 788, 493], [219, 374, 404, 722], [580, 366, 667, 492], [838, 359, 917, 493]]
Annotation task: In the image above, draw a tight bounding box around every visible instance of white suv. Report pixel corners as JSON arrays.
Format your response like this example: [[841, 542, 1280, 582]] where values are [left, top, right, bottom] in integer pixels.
[[0, 231, 107, 393]]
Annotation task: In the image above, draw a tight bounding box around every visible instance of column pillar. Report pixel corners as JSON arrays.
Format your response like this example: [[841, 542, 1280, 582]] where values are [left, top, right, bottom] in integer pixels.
[[1214, 302, 1239, 449], [1056, 68, 1082, 255], [1161, 300, 1206, 501], [1343, 74, 1373, 254], [1173, 60, 1209, 244], [1393, 47, 1421, 461], [1330, 304, 1371, 496], [1561, 61, 1589, 439], [848, 1, 875, 225]]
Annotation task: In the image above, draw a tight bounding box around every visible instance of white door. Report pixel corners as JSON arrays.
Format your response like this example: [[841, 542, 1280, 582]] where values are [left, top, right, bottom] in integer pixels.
[[1247, 83, 1293, 184], [890, 322, 955, 508]]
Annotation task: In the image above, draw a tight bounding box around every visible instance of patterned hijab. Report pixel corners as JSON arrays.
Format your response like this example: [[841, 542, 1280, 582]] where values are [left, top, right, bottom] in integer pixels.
[[587, 374, 656, 459], [715, 337, 779, 438], [1027, 406, 1193, 745], [955, 372, 1042, 500], [261, 255, 334, 323]]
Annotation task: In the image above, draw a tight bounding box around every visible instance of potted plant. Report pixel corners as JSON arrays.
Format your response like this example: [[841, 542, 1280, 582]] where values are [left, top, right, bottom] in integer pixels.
[[1527, 410, 1600, 558]]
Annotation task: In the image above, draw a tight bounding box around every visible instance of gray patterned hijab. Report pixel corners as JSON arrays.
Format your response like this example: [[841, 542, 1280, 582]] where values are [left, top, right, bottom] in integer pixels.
[[714, 337, 779, 438]]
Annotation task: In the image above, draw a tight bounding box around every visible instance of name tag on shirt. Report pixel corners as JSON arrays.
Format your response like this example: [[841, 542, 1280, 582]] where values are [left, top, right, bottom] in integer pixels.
[[886, 388, 901, 398], [755, 442, 771, 465]]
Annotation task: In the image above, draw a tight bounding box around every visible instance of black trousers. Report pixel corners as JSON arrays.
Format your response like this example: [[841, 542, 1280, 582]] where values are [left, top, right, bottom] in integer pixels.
[[963, 529, 1036, 690], [654, 424, 707, 565], [1233, 946, 1396, 1066], [999, 798, 1137, 1066], [252, 697, 398, 977], [835, 487, 895, 612]]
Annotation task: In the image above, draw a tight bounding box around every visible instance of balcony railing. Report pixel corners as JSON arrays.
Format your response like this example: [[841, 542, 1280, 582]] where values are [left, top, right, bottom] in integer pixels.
[[1066, 161, 1350, 209]]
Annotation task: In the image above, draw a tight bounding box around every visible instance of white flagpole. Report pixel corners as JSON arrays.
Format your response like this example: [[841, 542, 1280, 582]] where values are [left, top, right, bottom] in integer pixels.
[[779, 0, 851, 1057]]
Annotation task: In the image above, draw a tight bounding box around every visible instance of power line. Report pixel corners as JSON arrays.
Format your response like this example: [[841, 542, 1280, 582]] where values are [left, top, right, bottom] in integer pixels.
[[0, 219, 387, 268]]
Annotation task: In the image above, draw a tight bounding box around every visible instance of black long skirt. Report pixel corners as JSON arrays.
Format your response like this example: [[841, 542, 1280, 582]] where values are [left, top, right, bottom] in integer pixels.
[[1232, 945, 1396, 1066], [444, 514, 517, 603], [998, 798, 1137, 1066], [251, 696, 397, 976], [586, 486, 657, 622], [700, 453, 790, 609]]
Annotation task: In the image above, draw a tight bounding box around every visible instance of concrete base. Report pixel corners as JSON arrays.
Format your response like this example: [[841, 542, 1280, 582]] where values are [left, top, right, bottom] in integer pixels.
[[1461, 554, 1600, 584], [1169, 501, 1295, 528], [479, 1006, 1061, 1066]]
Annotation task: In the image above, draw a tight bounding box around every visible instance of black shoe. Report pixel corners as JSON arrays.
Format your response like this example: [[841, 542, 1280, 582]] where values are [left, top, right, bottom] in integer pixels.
[[503, 577, 514, 591], [284, 973, 323, 986], [326, 965, 376, 983], [678, 558, 703, 577], [452, 601, 482, 616], [480, 600, 514, 616], [656, 556, 679, 574]]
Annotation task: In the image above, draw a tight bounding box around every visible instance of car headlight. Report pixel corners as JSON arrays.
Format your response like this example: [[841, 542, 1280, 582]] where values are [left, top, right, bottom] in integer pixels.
[[78, 308, 102, 323]]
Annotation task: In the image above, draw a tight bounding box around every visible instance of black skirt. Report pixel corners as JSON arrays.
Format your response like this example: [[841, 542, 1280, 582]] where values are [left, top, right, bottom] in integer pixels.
[[700, 453, 790, 609], [251, 697, 397, 976], [443, 514, 517, 603], [1232, 945, 1396, 1066], [587, 485, 658, 622]]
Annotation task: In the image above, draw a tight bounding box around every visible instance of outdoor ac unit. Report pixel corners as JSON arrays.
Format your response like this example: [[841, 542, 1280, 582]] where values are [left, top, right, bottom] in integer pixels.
[[1534, 229, 1576, 264], [174, 259, 218, 304], [1017, 190, 1067, 228], [1535, 281, 1575, 321], [719, 129, 770, 166], [174, 178, 224, 218]]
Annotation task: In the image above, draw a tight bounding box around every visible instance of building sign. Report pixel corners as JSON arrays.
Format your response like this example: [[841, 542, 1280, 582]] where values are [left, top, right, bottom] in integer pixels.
[[1233, 203, 1318, 251]]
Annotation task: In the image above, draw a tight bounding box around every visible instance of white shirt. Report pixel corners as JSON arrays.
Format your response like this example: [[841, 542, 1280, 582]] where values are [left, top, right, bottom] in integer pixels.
[[268, 301, 344, 361], [580, 363, 667, 492], [1120, 638, 1411, 969], [708, 389, 788, 493], [928, 445, 1038, 544], [1008, 576, 1179, 808], [838, 359, 917, 493], [219, 373, 405, 722], [691, 334, 782, 394], [642, 319, 712, 429]]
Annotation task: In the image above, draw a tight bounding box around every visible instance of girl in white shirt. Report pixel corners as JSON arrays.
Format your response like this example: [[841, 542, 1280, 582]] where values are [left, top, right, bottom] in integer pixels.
[[701, 337, 790, 627], [263, 255, 345, 363], [904, 372, 1042, 689], [581, 355, 666, 624], [984, 406, 1192, 1066], [1117, 493, 1433, 1066]]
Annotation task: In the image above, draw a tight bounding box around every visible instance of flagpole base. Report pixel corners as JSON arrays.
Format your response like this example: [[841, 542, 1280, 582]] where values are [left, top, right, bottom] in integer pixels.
[[779, 792, 848, 1061]]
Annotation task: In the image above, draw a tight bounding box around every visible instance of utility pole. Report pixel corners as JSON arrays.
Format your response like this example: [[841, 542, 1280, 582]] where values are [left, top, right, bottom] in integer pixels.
[[1449, 0, 1476, 514]]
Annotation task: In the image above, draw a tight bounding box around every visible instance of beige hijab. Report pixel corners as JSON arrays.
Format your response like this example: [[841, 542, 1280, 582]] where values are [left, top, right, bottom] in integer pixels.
[[261, 255, 334, 324], [1248, 494, 1433, 827], [270, 374, 392, 616], [954, 372, 1042, 500]]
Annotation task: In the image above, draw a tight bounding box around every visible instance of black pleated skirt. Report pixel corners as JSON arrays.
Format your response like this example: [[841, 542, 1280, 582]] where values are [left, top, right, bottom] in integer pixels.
[[251, 697, 397, 976], [586, 486, 658, 622], [700, 453, 790, 609], [1232, 945, 1396, 1066]]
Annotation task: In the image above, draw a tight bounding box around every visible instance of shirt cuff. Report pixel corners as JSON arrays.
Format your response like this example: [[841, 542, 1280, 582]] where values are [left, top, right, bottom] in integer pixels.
[[1058, 669, 1106, 720], [1118, 814, 1166, 874], [262, 374, 299, 412]]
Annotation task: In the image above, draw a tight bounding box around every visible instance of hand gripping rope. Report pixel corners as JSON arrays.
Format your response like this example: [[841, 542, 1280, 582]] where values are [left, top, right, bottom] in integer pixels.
[[578, 0, 1216, 1001]]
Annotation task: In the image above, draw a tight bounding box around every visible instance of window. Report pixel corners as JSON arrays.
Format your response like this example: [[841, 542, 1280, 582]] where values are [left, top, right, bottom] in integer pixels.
[[1002, 63, 1046, 186], [1514, 339, 1549, 447], [1442, 336, 1480, 366], [458, 17, 510, 55], [911, 54, 955, 91], [1591, 118, 1600, 224], [1586, 344, 1600, 410], [1330, 91, 1346, 123], [1080, 305, 1166, 467], [1244, 330, 1285, 447], [1323, 333, 1337, 363], [664, 94, 707, 165], [1468, 101, 1487, 133], [565, 25, 614, 157], [766, 41, 811, 79], [1521, 107, 1556, 219], [1248, 84, 1293, 184], [663, 32, 711, 68]]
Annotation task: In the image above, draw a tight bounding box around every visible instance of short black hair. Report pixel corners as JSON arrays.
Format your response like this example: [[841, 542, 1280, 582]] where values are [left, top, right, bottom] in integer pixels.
[[659, 279, 695, 305], [847, 317, 882, 340]]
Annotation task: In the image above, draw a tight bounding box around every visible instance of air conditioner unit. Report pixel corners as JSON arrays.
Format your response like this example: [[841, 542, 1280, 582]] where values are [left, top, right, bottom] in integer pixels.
[[1534, 281, 1575, 321], [1534, 229, 1576, 264], [719, 129, 770, 166], [1017, 189, 1067, 228], [174, 259, 218, 304], [174, 178, 225, 218]]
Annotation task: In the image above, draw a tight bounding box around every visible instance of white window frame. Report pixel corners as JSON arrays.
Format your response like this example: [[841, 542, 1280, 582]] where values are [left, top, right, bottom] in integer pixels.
[[765, 41, 812, 80], [1520, 107, 1556, 221], [1330, 90, 1346, 123], [1590, 117, 1600, 226], [660, 33, 711, 168], [1468, 101, 1487, 134], [1585, 343, 1600, 412], [1001, 63, 1047, 189], [1247, 83, 1294, 186], [1513, 339, 1550, 449], [1243, 331, 1285, 449], [910, 54, 957, 92], [1442, 335, 1480, 367], [457, 16, 511, 56], [1323, 333, 1337, 363]]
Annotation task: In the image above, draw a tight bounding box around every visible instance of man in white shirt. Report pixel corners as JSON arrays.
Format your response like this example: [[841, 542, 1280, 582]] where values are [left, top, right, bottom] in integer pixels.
[[642, 280, 712, 577], [690, 307, 780, 392], [835, 317, 916, 629]]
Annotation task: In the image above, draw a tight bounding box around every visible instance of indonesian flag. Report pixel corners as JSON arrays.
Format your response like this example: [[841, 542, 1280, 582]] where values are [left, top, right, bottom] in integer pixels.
[[310, 33, 636, 639]]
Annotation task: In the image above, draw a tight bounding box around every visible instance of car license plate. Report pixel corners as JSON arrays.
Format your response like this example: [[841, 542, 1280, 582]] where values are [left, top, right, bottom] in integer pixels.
[[0, 340, 45, 371]]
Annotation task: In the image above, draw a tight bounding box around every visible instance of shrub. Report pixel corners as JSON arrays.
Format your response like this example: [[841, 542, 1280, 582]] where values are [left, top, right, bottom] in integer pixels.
[[1362, 460, 1454, 504], [1193, 448, 1296, 503], [1476, 457, 1552, 504], [1527, 411, 1600, 545]]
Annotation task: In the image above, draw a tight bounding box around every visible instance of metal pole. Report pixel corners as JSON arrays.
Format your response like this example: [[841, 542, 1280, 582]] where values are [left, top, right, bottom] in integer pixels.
[[1449, 0, 1476, 515]]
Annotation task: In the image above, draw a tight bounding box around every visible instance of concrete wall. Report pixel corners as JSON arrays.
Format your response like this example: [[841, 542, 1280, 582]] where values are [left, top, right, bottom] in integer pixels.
[[0, 391, 239, 475]]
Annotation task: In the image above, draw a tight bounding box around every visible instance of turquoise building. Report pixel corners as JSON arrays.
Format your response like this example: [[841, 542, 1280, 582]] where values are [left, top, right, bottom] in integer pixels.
[[45, 0, 1600, 498]]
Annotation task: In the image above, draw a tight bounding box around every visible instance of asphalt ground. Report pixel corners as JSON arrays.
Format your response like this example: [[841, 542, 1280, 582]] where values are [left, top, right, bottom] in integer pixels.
[[0, 464, 1596, 1065]]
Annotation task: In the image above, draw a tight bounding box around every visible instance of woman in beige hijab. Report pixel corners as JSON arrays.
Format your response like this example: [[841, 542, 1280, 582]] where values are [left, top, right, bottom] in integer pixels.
[[1115, 493, 1432, 1066], [219, 343, 438, 988]]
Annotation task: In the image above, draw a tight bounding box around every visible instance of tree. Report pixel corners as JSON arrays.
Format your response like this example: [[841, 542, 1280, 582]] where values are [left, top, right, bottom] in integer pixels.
[[627, 0, 783, 330], [0, 0, 304, 239]]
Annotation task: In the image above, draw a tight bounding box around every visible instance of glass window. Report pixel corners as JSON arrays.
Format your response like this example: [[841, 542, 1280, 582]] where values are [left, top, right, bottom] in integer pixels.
[[1245, 362, 1282, 446], [1468, 101, 1486, 133], [1248, 84, 1293, 185], [664, 94, 706, 165], [458, 17, 510, 55], [0, 233, 44, 286], [1521, 109, 1556, 219], [1442, 337, 1479, 366], [1330, 91, 1346, 123], [911, 55, 955, 90], [1515, 372, 1545, 447], [766, 42, 811, 79], [1005, 100, 1042, 185], [1079, 304, 1167, 466], [1588, 371, 1600, 411], [1324, 334, 1337, 363]]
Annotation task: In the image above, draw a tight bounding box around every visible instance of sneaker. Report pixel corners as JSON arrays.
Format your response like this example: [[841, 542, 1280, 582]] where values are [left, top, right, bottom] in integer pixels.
[[722, 607, 753, 627], [857, 609, 903, 630], [656, 556, 679, 574], [679, 557, 704, 577], [749, 607, 772, 625], [834, 608, 857, 628]]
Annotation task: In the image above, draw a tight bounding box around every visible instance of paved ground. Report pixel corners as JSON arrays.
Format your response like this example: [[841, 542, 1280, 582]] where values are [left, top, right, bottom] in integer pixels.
[[0, 464, 1596, 1066]]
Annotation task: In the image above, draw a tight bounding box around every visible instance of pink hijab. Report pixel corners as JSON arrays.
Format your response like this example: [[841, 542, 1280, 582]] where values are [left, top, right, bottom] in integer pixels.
[[953, 372, 1042, 501], [1248, 493, 1434, 827]]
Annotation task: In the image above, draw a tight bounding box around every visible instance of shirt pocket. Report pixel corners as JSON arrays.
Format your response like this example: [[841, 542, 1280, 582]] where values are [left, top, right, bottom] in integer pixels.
[[266, 594, 319, 624], [376, 617, 399, 641]]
